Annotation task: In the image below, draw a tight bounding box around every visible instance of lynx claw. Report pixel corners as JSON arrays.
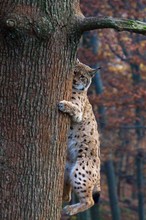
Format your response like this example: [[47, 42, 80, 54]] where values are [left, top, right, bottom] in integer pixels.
[[58, 101, 66, 112]]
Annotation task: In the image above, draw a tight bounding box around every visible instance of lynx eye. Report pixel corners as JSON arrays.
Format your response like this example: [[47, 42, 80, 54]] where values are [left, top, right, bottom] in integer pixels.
[[80, 75, 84, 78]]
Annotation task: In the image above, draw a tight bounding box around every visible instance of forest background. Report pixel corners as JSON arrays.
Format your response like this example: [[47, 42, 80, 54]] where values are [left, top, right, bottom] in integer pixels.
[[62, 0, 146, 219]]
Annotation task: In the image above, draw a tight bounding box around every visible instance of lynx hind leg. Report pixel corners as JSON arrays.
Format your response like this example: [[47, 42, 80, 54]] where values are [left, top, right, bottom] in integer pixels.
[[63, 166, 72, 202], [63, 188, 94, 216], [63, 181, 71, 202], [63, 162, 97, 215]]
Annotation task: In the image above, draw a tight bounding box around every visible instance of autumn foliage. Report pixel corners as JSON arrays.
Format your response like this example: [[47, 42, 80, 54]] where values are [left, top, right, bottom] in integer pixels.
[[79, 0, 146, 129]]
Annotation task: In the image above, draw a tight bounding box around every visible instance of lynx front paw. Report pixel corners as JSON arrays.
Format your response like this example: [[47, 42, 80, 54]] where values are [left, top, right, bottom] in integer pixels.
[[58, 100, 69, 112]]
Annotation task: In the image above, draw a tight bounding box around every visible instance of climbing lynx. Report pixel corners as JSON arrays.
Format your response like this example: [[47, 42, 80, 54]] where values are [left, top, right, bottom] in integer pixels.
[[58, 60, 100, 216]]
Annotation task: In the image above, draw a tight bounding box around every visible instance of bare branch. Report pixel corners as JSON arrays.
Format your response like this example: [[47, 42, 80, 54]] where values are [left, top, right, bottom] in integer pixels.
[[108, 43, 127, 62], [79, 17, 146, 35]]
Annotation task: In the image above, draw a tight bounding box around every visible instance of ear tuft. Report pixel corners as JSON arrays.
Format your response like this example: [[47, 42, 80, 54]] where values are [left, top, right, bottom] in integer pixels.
[[90, 67, 101, 77], [90, 69, 97, 77]]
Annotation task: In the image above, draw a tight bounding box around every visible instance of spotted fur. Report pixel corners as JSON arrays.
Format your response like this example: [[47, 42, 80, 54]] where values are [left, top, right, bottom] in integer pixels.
[[58, 60, 101, 216]]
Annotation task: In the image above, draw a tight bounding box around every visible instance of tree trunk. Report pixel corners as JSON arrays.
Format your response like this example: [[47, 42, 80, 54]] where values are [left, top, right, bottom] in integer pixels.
[[105, 160, 121, 220], [136, 152, 145, 220], [131, 64, 145, 220], [0, 1, 81, 219]]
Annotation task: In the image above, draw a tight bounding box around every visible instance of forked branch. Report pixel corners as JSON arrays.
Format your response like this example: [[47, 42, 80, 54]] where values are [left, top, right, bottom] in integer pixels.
[[78, 17, 146, 35]]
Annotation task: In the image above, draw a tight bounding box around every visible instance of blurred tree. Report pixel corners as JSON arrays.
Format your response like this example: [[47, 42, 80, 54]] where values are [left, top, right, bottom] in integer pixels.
[[105, 159, 121, 220]]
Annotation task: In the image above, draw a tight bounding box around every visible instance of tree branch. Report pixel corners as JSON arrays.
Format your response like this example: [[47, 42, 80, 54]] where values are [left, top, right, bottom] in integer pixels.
[[79, 17, 146, 35]]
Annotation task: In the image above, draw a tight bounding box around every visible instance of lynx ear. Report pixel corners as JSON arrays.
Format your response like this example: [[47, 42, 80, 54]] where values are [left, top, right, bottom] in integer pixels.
[[74, 59, 81, 72], [76, 58, 80, 64], [89, 67, 101, 77]]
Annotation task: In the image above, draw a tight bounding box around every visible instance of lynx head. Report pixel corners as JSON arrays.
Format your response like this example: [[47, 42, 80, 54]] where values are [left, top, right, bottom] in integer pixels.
[[73, 59, 99, 91]]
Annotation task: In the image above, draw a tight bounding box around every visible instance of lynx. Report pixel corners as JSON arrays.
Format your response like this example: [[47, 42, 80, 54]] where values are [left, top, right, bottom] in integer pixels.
[[58, 60, 100, 215]]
